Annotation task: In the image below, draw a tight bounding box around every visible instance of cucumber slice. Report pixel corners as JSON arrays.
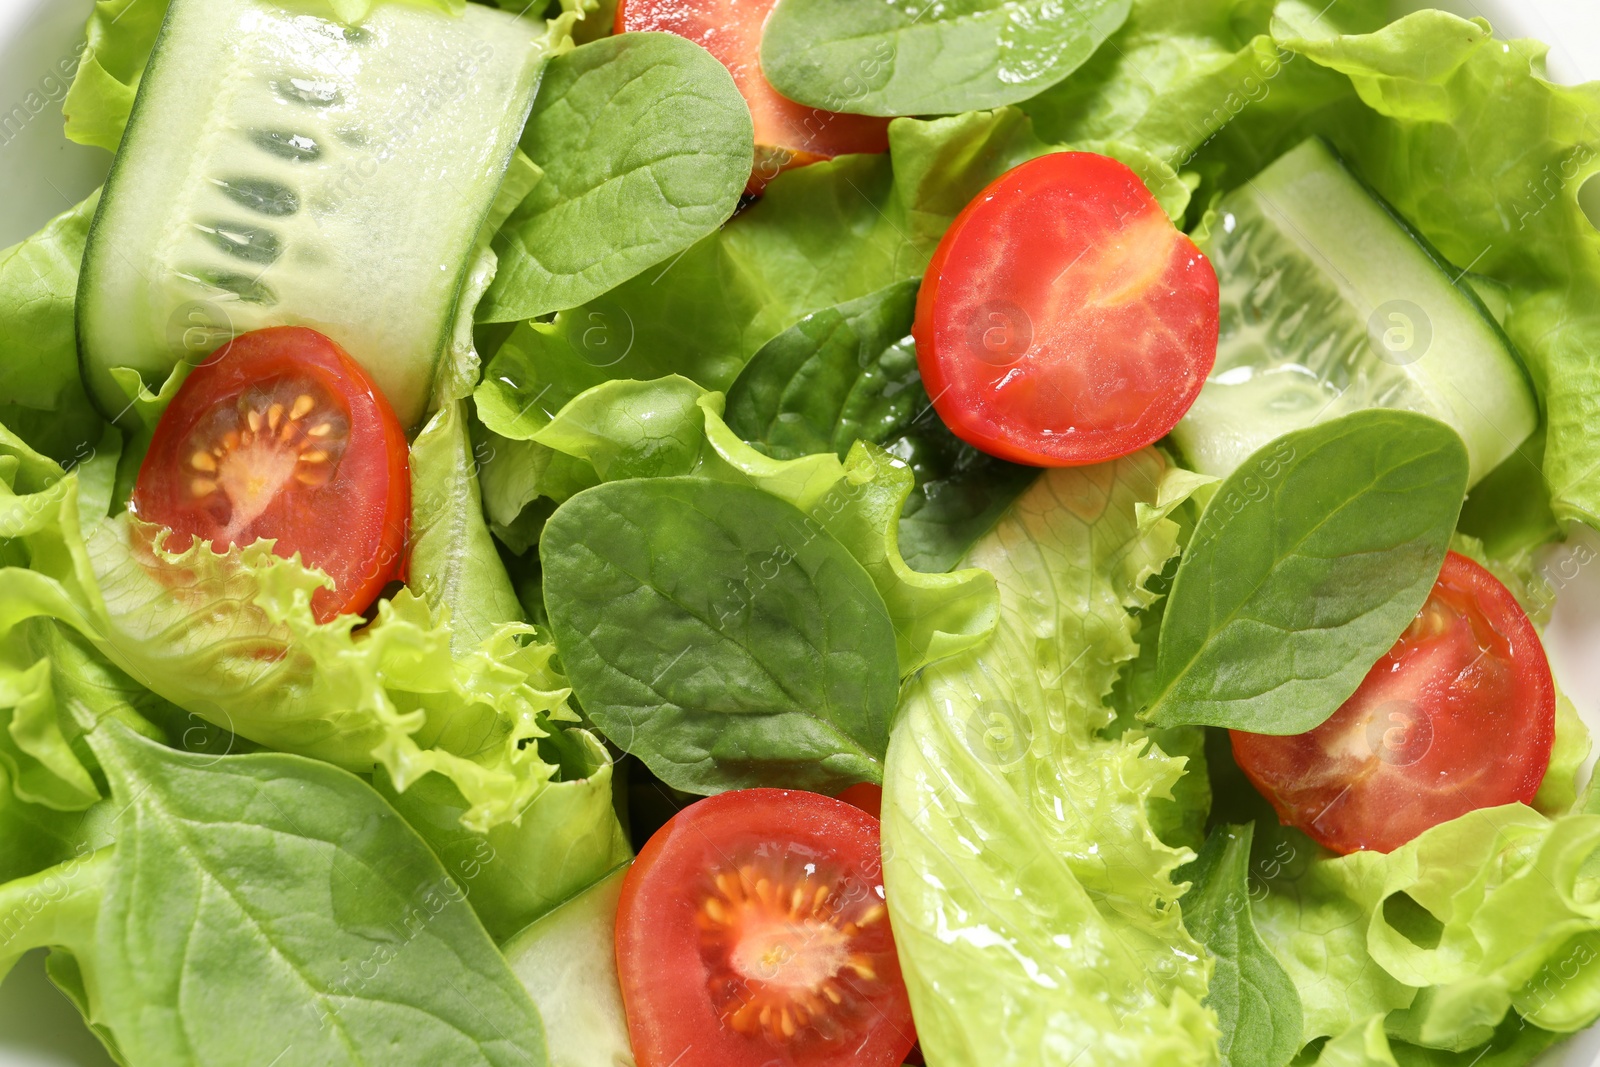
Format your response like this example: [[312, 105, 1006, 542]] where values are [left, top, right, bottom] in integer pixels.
[[77, 0, 547, 430], [1170, 139, 1536, 486], [502, 863, 637, 1067]]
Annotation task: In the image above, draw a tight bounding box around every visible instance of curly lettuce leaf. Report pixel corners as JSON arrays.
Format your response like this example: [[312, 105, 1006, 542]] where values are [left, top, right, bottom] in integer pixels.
[[1017, 0, 1361, 189], [379, 726, 630, 942], [480, 375, 998, 677], [397, 398, 629, 939], [1267, 9, 1600, 530], [1251, 803, 1600, 1052], [0, 423, 567, 833], [882, 451, 1221, 1066]]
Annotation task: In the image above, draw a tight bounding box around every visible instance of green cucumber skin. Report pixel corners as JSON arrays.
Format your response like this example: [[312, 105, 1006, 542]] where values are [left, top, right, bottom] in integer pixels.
[[1318, 136, 1538, 401], [76, 0, 546, 431], [1175, 137, 1537, 485], [503, 863, 637, 1067]]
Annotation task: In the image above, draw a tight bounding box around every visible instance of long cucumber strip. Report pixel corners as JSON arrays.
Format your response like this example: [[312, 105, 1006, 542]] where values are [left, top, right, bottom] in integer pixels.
[[77, 0, 548, 430], [1171, 138, 1537, 486]]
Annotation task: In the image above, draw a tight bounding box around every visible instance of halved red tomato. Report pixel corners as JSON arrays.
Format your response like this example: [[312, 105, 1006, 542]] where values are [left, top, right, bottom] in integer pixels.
[[131, 326, 410, 622], [616, 788, 916, 1067], [834, 783, 882, 819], [615, 0, 890, 192], [1231, 551, 1556, 855], [913, 152, 1219, 467]]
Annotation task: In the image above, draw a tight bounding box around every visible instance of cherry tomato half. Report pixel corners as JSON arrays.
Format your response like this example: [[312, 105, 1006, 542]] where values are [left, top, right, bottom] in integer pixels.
[[1231, 551, 1556, 855], [131, 326, 410, 622], [616, 0, 889, 193], [913, 152, 1219, 467], [834, 783, 882, 819], [616, 788, 916, 1067]]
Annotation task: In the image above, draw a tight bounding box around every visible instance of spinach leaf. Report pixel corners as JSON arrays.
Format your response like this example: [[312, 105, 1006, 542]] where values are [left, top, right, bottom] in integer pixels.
[[1144, 410, 1469, 733], [476, 150, 921, 426], [724, 279, 1035, 573], [47, 722, 551, 1066], [1179, 823, 1303, 1067], [410, 400, 526, 652], [480, 31, 753, 322], [541, 476, 898, 794], [760, 0, 1130, 116]]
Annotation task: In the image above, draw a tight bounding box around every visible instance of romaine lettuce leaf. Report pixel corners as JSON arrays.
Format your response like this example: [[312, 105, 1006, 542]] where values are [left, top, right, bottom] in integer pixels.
[[0, 422, 568, 832], [882, 451, 1221, 1066]]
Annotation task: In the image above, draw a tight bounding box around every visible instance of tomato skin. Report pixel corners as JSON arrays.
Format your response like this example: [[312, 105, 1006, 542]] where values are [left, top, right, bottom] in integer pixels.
[[131, 327, 410, 622], [913, 152, 1219, 467], [616, 788, 915, 1067], [834, 783, 882, 819], [615, 0, 889, 192], [1231, 552, 1556, 855]]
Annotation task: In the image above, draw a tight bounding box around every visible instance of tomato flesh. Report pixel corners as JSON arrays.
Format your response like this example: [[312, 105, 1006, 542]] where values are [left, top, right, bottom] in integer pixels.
[[616, 0, 889, 192], [616, 788, 915, 1067], [1231, 551, 1556, 855], [913, 152, 1219, 467], [131, 327, 410, 622]]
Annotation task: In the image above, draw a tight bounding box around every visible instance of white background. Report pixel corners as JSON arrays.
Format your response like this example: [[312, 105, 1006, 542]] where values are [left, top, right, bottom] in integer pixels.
[[0, 0, 1597, 1063]]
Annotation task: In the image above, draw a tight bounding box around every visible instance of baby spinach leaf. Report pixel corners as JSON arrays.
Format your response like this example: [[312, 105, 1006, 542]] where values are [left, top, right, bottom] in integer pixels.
[[541, 476, 898, 795], [481, 32, 753, 322], [1144, 410, 1469, 733], [760, 0, 1130, 116], [78, 722, 549, 1066], [724, 280, 1035, 572], [1179, 823, 1303, 1067]]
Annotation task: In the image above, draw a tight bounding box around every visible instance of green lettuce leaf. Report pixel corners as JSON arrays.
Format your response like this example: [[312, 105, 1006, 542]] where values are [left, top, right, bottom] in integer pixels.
[[882, 452, 1221, 1066], [0, 192, 104, 463], [61, 0, 169, 152], [379, 726, 630, 943], [480, 32, 753, 323], [1268, 10, 1600, 530], [1252, 804, 1600, 1050], [1018, 0, 1360, 188], [1312, 1011, 1563, 1066], [409, 401, 525, 653], [0, 421, 568, 832]]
